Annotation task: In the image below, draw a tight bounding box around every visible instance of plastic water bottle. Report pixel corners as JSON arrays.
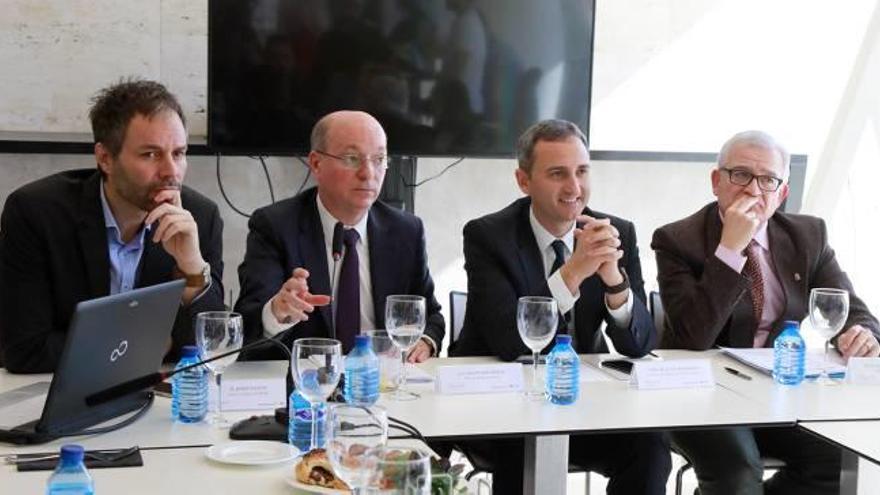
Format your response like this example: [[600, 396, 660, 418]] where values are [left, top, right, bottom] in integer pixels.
[[46, 444, 94, 495], [545, 334, 580, 405], [171, 345, 208, 423], [344, 335, 380, 405], [773, 320, 805, 385], [288, 389, 326, 452]]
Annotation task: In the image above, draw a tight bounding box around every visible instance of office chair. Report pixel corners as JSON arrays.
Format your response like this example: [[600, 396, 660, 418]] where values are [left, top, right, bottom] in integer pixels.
[[647, 291, 786, 494]]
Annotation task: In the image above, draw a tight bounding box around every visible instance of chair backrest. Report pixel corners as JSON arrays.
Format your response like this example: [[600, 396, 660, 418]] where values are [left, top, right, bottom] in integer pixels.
[[649, 290, 666, 342], [449, 290, 468, 345]]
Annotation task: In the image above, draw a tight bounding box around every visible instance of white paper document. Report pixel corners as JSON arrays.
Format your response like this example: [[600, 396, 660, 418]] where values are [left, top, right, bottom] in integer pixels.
[[435, 363, 524, 395], [405, 363, 435, 383], [847, 357, 880, 385], [720, 347, 846, 378]]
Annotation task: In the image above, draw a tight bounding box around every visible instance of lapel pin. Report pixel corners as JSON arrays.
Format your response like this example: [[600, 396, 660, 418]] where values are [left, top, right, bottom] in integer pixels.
[[794, 273, 801, 281]]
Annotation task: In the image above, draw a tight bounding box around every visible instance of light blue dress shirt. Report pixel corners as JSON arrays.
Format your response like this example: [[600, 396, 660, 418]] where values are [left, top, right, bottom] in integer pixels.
[[99, 182, 150, 295]]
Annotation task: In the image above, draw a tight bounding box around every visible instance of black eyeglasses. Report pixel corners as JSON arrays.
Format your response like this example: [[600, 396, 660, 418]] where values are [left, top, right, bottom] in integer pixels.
[[721, 168, 784, 192], [314, 150, 388, 171]]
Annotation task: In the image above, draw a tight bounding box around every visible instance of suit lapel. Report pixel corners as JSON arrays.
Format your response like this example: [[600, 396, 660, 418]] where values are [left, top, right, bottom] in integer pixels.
[[368, 209, 394, 328], [300, 195, 333, 330], [76, 174, 111, 298], [514, 201, 551, 298], [767, 217, 804, 345]]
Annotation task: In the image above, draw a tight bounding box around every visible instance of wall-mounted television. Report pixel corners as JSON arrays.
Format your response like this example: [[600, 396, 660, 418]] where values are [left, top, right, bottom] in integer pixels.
[[208, 0, 595, 156]]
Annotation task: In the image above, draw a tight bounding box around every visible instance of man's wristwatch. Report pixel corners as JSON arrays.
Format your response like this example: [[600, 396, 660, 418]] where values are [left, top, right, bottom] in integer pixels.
[[604, 267, 630, 295], [175, 263, 211, 289]]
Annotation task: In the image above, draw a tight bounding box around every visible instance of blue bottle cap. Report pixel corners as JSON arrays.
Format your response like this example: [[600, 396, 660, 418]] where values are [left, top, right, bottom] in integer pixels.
[[555, 334, 572, 345], [354, 335, 371, 348], [783, 320, 800, 329], [181, 345, 199, 358], [60, 444, 85, 463]]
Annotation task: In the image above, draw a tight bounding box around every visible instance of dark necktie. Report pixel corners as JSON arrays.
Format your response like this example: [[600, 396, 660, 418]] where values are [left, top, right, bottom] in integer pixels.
[[550, 239, 566, 276], [335, 228, 360, 352], [743, 240, 765, 325], [549, 240, 572, 333]]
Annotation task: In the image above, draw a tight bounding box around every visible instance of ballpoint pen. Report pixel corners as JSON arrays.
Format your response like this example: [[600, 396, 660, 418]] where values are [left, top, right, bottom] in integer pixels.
[[724, 367, 752, 381]]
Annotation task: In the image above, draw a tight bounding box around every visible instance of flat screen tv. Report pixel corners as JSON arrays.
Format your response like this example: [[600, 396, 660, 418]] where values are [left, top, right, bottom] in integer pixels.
[[208, 0, 595, 156]]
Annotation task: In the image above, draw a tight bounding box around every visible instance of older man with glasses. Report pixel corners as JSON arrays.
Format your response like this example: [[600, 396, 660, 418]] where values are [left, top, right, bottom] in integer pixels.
[[235, 110, 444, 360], [652, 130, 879, 495]]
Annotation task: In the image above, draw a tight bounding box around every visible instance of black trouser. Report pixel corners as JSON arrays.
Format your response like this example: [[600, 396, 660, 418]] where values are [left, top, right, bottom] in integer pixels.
[[460, 431, 671, 494], [672, 426, 841, 495]]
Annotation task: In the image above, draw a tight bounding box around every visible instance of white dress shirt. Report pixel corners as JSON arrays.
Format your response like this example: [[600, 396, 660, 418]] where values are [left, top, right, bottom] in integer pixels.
[[528, 208, 633, 330]]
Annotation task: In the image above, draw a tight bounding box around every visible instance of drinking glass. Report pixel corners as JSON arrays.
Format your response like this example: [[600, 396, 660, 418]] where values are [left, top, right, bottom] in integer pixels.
[[385, 295, 426, 401], [326, 404, 388, 494], [368, 447, 432, 495], [364, 329, 403, 392], [195, 311, 244, 427], [517, 296, 558, 400], [291, 338, 343, 450], [809, 288, 849, 384]]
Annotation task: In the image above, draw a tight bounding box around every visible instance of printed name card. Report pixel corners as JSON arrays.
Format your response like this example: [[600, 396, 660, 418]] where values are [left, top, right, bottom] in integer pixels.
[[847, 357, 880, 385], [209, 377, 286, 411], [436, 363, 524, 395], [630, 359, 715, 390]]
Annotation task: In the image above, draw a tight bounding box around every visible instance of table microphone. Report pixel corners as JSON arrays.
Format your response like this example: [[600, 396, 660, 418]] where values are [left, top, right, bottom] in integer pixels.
[[85, 329, 293, 407]]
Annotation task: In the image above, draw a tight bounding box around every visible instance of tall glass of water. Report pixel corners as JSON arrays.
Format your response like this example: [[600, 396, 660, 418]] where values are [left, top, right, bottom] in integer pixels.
[[517, 296, 558, 400], [195, 311, 244, 427], [291, 338, 343, 450], [385, 295, 426, 401], [809, 288, 849, 384], [326, 404, 388, 494]]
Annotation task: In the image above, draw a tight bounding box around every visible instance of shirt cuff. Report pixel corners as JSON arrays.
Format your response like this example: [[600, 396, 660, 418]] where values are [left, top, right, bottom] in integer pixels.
[[261, 299, 296, 338], [420, 335, 438, 356], [714, 244, 747, 273], [548, 270, 579, 314], [605, 289, 634, 328], [184, 278, 213, 306]]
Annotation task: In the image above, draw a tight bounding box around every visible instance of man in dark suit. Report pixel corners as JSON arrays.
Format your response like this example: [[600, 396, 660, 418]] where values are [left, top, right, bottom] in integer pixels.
[[653, 130, 879, 494], [454, 119, 670, 494], [235, 110, 444, 360], [0, 79, 225, 373]]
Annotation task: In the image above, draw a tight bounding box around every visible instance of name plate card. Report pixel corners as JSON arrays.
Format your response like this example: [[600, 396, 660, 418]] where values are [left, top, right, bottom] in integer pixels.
[[847, 357, 880, 385], [630, 359, 715, 390], [436, 363, 524, 395], [209, 377, 286, 411]]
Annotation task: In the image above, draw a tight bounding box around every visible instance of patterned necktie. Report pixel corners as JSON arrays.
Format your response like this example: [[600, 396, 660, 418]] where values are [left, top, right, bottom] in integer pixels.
[[335, 229, 360, 353], [742, 240, 765, 324]]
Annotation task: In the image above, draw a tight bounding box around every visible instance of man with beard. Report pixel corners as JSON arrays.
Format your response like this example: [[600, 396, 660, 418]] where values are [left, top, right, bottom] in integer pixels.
[[0, 79, 225, 373]]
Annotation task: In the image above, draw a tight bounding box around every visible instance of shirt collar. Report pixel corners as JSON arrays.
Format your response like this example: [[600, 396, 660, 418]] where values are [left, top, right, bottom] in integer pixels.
[[316, 193, 368, 246], [99, 180, 150, 245], [528, 206, 574, 254]]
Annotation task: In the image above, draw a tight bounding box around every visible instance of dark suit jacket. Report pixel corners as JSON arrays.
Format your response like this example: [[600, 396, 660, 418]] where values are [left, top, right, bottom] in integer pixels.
[[0, 169, 225, 373], [453, 197, 657, 361], [234, 187, 444, 359], [652, 202, 879, 349]]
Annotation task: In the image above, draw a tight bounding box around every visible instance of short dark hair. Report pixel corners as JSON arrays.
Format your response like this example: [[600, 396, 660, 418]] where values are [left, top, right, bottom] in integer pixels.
[[89, 78, 185, 157], [516, 119, 588, 175]]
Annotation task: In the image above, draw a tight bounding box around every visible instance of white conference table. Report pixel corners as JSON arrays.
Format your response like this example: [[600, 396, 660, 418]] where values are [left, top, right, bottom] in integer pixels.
[[0, 355, 795, 495], [799, 420, 880, 495]]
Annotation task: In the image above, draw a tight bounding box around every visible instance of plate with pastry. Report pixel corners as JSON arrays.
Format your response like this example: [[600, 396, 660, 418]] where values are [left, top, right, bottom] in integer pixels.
[[206, 440, 299, 466], [285, 448, 351, 494]]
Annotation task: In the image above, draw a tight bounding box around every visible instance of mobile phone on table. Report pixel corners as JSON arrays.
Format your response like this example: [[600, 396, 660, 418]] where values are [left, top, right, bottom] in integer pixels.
[[600, 359, 633, 375], [516, 355, 546, 365]]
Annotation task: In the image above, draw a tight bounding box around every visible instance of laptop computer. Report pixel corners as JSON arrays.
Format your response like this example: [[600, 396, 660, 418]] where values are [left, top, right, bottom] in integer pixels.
[[0, 279, 185, 444]]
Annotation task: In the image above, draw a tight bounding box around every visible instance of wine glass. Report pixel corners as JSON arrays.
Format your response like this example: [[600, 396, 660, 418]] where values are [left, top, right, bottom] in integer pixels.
[[385, 295, 426, 401], [195, 311, 244, 427], [368, 447, 432, 495], [326, 404, 388, 494], [809, 288, 849, 384], [291, 338, 343, 450], [517, 296, 558, 400]]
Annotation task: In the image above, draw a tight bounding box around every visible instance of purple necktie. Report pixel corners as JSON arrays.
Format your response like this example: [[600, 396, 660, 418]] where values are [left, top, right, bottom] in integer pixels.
[[335, 228, 360, 352]]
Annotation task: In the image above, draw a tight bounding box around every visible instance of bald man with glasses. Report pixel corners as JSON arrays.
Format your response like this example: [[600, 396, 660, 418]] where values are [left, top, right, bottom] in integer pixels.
[[235, 110, 444, 360], [652, 130, 879, 495]]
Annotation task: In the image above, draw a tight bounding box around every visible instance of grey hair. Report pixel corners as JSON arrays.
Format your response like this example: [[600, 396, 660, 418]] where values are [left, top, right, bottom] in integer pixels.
[[717, 130, 790, 180], [516, 119, 589, 175]]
